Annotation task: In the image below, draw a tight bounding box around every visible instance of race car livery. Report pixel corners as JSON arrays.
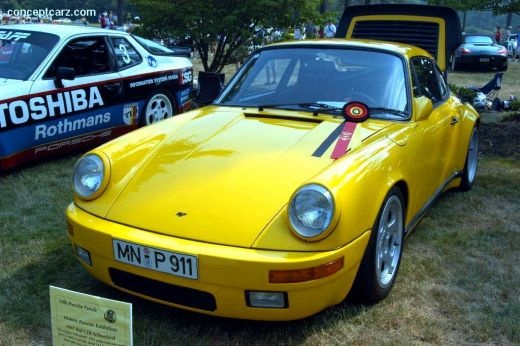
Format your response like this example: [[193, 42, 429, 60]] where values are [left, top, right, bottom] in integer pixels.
[[0, 24, 193, 171]]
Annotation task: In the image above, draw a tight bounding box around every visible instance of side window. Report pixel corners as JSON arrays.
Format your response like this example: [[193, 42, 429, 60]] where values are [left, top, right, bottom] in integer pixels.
[[435, 65, 449, 99], [110, 37, 142, 70], [45, 37, 110, 78], [410, 57, 442, 103]]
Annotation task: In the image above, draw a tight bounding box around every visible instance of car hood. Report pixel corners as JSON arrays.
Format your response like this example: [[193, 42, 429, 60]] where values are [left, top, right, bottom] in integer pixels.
[[0, 79, 32, 98], [0, 78, 20, 87], [104, 107, 390, 247]]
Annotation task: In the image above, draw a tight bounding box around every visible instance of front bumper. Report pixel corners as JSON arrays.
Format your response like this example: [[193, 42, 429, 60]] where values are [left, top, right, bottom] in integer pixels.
[[66, 203, 370, 321]]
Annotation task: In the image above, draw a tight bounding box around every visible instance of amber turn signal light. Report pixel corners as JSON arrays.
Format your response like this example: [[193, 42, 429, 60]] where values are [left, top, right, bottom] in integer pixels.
[[269, 257, 344, 283]]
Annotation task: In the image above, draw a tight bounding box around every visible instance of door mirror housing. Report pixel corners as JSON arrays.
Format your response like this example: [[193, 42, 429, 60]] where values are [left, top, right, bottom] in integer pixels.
[[413, 96, 433, 121], [54, 67, 76, 88]]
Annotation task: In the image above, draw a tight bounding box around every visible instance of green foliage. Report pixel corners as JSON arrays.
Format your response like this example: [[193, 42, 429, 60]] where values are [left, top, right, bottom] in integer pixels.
[[449, 83, 478, 103], [501, 100, 520, 122], [501, 112, 520, 121], [427, 0, 484, 11], [130, 0, 321, 72], [510, 100, 520, 111]]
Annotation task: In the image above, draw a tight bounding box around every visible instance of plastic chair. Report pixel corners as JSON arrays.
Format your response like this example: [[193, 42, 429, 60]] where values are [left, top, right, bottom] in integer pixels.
[[470, 72, 504, 111], [479, 72, 503, 110]]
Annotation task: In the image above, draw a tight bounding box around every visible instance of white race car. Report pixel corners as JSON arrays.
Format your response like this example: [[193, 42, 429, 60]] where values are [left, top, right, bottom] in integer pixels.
[[0, 24, 193, 171]]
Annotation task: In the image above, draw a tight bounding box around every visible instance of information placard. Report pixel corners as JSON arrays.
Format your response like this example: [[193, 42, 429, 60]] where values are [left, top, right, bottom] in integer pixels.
[[50, 286, 132, 346]]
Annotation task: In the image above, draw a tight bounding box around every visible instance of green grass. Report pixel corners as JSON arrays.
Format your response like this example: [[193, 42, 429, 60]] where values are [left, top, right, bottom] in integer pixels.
[[1, 65, 519, 345]]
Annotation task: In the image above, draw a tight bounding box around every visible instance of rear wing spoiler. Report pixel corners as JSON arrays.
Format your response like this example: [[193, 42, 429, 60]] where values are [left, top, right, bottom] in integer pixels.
[[336, 4, 462, 71]]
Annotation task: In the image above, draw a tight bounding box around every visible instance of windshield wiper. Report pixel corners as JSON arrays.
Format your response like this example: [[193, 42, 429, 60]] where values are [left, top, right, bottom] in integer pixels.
[[370, 107, 409, 118], [258, 102, 342, 114]]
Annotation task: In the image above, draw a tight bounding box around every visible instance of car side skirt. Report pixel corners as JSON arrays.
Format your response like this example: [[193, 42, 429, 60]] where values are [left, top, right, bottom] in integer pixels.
[[405, 170, 463, 236]]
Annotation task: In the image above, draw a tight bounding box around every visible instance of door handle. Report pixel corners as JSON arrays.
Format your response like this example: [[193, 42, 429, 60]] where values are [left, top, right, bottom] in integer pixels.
[[104, 82, 122, 92], [450, 116, 459, 125]]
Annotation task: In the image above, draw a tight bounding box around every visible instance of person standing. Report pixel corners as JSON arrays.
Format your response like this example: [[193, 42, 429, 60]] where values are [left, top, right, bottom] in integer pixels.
[[294, 27, 302, 40], [516, 26, 520, 61], [324, 21, 336, 38], [305, 23, 317, 39], [99, 11, 108, 28], [495, 26, 502, 45]]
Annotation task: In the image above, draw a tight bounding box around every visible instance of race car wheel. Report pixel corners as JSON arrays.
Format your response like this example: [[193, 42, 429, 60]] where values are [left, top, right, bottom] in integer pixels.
[[350, 187, 404, 304], [142, 91, 176, 125], [459, 126, 479, 191]]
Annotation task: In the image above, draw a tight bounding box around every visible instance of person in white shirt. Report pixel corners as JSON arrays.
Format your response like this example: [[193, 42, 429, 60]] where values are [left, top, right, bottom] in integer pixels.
[[325, 21, 336, 38], [294, 28, 302, 40]]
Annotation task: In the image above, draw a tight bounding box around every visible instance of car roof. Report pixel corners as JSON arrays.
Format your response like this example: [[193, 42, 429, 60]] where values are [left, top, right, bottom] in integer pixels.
[[0, 24, 128, 38], [260, 39, 429, 61]]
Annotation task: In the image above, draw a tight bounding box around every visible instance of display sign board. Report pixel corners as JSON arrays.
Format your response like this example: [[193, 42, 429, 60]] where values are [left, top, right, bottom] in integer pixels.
[[49, 286, 132, 346]]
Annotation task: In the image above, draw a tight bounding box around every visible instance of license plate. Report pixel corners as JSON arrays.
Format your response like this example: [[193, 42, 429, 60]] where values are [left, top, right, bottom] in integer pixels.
[[113, 239, 198, 279], [480, 58, 490, 62]]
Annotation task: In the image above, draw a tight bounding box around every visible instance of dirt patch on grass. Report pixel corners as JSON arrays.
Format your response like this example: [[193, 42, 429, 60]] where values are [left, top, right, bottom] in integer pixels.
[[480, 119, 520, 159]]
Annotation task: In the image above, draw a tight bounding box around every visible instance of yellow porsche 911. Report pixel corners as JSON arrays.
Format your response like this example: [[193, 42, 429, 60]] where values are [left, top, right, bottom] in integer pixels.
[[66, 5, 479, 320]]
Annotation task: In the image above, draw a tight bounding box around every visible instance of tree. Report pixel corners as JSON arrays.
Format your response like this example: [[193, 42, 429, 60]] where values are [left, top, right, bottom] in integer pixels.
[[428, 0, 485, 30], [131, 0, 320, 73]]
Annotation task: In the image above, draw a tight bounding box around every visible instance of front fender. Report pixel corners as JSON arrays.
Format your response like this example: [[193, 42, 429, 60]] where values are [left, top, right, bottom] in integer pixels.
[[253, 130, 410, 252]]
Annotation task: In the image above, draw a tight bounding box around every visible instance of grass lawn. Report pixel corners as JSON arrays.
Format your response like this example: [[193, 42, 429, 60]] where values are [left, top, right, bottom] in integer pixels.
[[0, 61, 519, 345]]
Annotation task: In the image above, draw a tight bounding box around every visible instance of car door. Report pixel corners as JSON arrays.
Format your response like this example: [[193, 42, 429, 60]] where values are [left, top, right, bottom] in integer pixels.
[[28, 34, 124, 156], [410, 57, 460, 204]]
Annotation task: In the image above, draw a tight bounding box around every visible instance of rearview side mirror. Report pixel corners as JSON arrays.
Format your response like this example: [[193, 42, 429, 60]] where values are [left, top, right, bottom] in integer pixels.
[[413, 96, 433, 121], [54, 67, 76, 88]]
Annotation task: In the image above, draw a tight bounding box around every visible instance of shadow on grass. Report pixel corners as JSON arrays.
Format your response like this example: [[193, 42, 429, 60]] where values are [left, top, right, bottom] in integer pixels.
[[0, 243, 371, 344]]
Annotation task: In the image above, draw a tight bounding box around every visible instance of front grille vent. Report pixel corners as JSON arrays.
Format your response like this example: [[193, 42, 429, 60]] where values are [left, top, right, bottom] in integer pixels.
[[109, 268, 217, 311]]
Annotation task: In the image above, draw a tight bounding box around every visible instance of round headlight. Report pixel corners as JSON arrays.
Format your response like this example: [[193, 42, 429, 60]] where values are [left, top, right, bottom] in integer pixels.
[[73, 154, 107, 200], [289, 184, 334, 240]]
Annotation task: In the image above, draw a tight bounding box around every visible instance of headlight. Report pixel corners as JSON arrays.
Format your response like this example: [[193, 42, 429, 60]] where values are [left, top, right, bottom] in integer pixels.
[[72, 153, 109, 200], [289, 184, 335, 240]]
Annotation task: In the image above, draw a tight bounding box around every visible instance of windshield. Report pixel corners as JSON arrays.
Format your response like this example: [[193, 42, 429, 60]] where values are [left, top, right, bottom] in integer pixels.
[[217, 47, 409, 119], [133, 35, 177, 55], [465, 36, 493, 44], [0, 29, 59, 80]]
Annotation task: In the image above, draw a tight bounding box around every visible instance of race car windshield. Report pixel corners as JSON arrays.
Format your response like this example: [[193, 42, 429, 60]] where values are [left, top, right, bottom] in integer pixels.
[[0, 30, 59, 80], [217, 47, 409, 119]]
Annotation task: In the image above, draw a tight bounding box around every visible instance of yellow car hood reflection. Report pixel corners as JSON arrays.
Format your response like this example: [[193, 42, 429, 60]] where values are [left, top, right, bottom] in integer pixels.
[[104, 107, 390, 247]]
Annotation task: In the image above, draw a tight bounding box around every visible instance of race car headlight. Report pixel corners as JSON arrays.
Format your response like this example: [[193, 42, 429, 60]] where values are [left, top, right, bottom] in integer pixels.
[[73, 153, 109, 200], [289, 184, 335, 241]]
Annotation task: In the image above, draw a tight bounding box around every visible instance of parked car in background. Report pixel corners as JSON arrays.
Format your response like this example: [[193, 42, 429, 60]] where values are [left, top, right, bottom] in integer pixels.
[[0, 24, 193, 171], [66, 5, 480, 321], [450, 34, 508, 71], [507, 34, 518, 60]]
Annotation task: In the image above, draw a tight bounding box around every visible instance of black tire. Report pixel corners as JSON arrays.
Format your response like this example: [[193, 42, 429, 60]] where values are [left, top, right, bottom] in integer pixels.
[[141, 90, 176, 126], [459, 127, 479, 191], [451, 55, 459, 71], [350, 187, 405, 304]]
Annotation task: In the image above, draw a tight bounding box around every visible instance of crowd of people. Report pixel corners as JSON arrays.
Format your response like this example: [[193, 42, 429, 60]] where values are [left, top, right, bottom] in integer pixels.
[[98, 10, 119, 29], [292, 21, 337, 40]]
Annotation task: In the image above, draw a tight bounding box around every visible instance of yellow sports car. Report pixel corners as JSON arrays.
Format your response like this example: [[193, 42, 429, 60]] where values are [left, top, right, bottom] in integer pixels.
[[66, 5, 479, 321]]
